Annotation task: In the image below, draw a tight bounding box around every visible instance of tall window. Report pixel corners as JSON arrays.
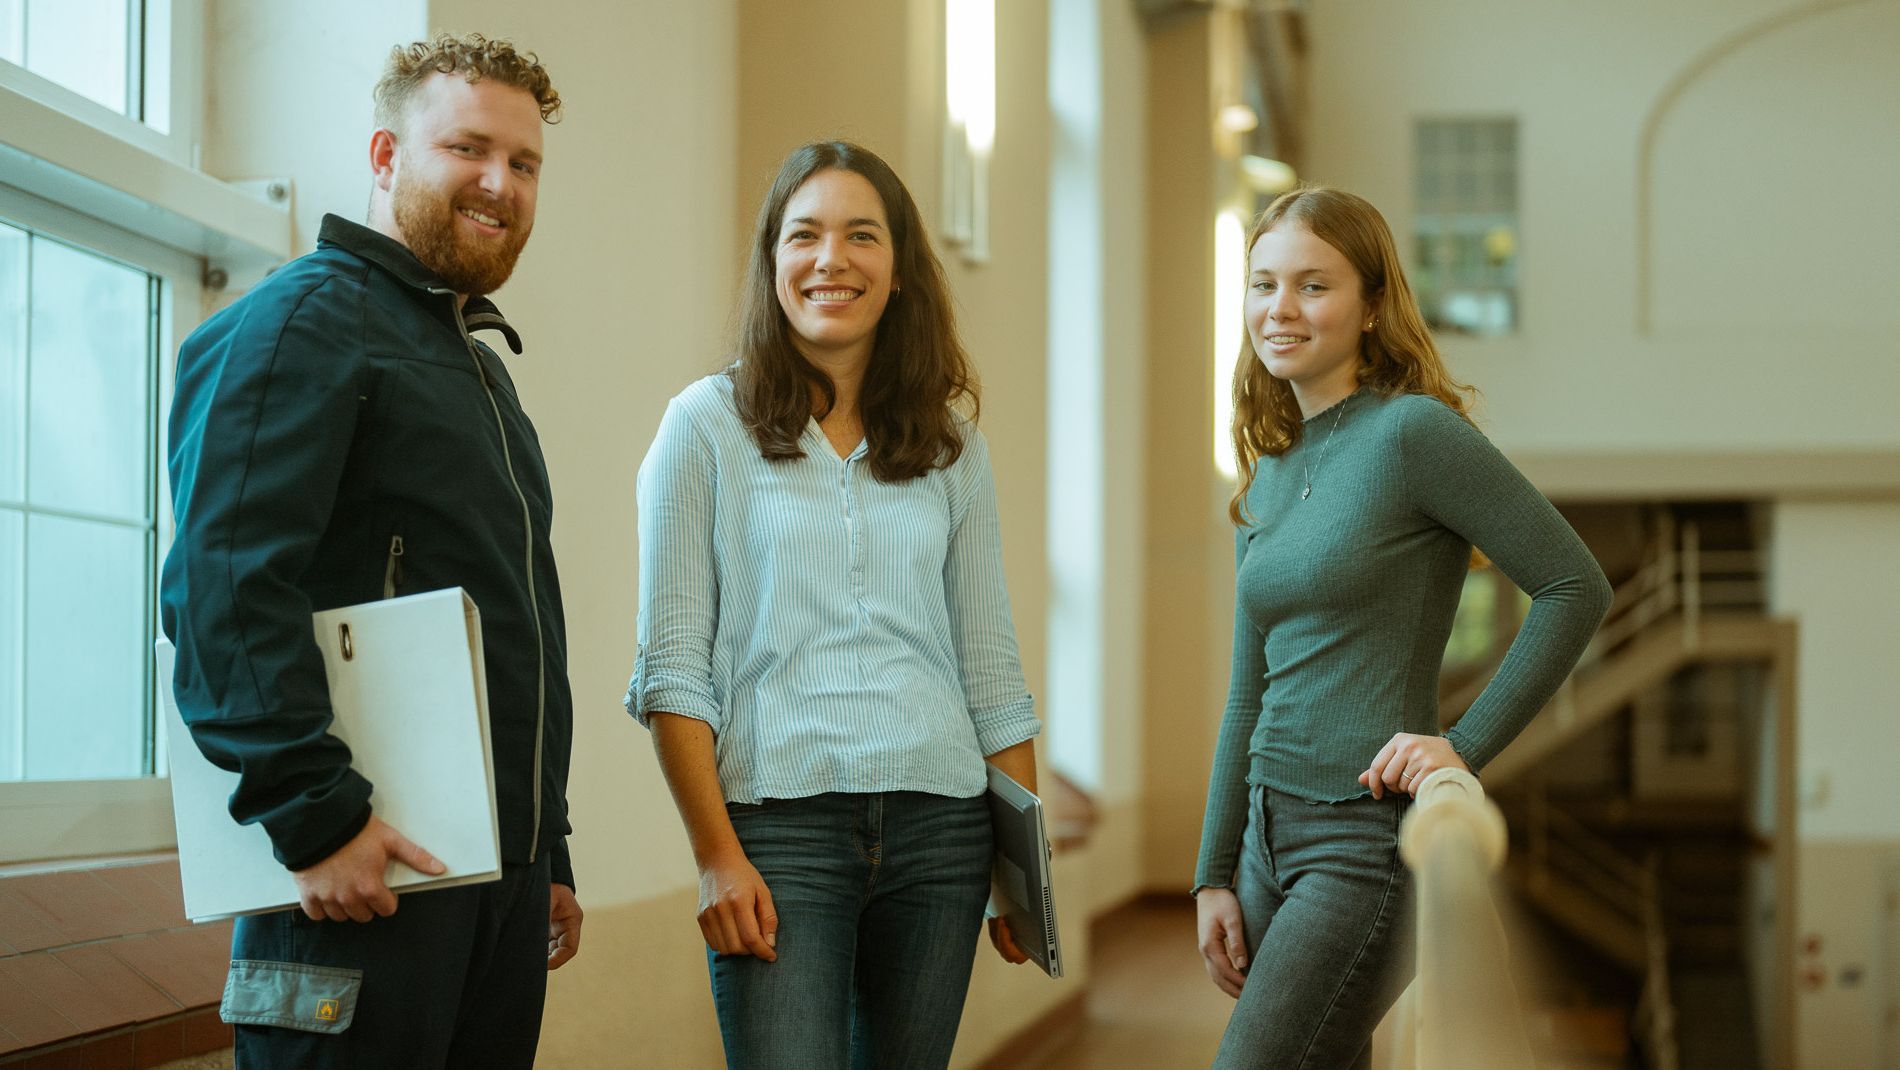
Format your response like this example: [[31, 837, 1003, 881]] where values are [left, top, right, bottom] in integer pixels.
[[0, 0, 174, 132], [0, 216, 161, 782], [1413, 117, 1518, 336]]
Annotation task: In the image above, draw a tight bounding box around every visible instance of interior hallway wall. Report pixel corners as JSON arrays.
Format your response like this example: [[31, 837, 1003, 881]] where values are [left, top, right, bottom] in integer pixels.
[[1769, 501, 1900, 1070], [1139, 11, 1237, 894], [1303, 0, 1900, 467], [202, 2, 428, 258]]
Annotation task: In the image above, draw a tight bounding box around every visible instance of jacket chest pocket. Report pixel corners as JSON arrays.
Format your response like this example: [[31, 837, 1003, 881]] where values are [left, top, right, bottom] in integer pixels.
[[382, 534, 406, 599]]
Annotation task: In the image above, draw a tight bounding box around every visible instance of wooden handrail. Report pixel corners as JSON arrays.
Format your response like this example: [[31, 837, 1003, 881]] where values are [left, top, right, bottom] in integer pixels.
[[1385, 769, 1536, 1070], [1635, 853, 1679, 1070]]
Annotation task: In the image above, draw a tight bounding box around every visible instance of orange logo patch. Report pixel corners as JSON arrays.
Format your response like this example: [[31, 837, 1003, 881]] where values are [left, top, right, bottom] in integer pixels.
[[315, 999, 339, 1022]]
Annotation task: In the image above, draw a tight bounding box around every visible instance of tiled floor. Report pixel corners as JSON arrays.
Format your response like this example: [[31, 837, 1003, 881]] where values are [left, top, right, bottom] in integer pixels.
[[1030, 900, 1231, 1070], [0, 860, 233, 1063]]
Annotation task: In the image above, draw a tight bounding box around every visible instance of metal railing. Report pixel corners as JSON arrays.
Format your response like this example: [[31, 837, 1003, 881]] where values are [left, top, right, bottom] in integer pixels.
[[1519, 788, 1679, 1070], [1441, 518, 1766, 728]]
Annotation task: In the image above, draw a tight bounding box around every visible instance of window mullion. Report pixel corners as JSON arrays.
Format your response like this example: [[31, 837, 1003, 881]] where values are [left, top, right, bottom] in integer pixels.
[[142, 271, 159, 775], [125, 0, 145, 123], [14, 230, 29, 780]]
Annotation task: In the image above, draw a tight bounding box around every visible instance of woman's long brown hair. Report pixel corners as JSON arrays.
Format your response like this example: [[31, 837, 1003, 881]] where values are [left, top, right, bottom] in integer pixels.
[[1229, 186, 1478, 525], [730, 140, 976, 482]]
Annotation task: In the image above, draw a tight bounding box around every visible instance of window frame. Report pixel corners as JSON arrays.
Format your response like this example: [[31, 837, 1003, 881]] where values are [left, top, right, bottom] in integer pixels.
[[0, 0, 201, 168], [0, 0, 268, 864], [0, 186, 194, 862], [0, 184, 194, 861], [1411, 114, 1521, 338]]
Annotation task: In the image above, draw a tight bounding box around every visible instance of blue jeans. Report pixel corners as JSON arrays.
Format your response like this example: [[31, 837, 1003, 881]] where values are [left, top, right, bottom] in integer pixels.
[[1214, 786, 1414, 1070], [710, 791, 992, 1070]]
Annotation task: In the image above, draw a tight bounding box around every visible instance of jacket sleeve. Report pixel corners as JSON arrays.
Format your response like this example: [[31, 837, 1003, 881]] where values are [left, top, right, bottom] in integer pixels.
[[159, 275, 375, 871], [549, 836, 575, 890]]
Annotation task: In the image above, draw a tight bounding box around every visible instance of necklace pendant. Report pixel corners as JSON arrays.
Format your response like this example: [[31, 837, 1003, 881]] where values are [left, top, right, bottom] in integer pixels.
[[1301, 483, 1312, 501]]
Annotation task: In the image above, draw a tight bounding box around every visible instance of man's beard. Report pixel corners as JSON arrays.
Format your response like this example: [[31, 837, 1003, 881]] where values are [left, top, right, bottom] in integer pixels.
[[392, 176, 530, 297]]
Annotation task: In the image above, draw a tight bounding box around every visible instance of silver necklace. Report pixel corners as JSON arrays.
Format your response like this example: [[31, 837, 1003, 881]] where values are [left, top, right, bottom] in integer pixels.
[[1300, 397, 1350, 501]]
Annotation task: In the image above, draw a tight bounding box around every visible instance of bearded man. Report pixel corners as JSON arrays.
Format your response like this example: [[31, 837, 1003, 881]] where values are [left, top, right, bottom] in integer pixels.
[[161, 33, 581, 1068]]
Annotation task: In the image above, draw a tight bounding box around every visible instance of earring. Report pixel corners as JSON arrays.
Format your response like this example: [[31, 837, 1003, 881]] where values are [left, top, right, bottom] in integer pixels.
[[1365, 317, 1376, 330]]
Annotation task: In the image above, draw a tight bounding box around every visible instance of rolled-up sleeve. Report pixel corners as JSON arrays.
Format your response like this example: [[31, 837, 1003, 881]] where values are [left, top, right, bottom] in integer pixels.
[[942, 428, 1041, 755], [626, 396, 723, 730]]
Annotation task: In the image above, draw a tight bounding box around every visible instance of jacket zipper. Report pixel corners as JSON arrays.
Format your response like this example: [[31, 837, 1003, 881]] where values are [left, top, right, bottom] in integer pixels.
[[437, 288, 547, 863], [382, 535, 405, 599]]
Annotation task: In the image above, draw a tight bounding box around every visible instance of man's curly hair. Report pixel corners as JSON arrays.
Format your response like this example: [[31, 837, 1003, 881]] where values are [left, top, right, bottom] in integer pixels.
[[373, 32, 562, 131]]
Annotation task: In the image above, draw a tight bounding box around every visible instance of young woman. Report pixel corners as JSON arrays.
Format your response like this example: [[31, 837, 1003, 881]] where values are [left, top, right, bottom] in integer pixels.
[[626, 140, 1039, 1070], [1193, 187, 1612, 1069]]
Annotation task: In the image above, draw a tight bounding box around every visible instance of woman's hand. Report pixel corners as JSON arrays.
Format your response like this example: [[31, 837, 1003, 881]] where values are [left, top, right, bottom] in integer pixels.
[[1358, 733, 1470, 799], [1196, 887, 1249, 998], [987, 914, 1030, 964], [696, 848, 779, 961]]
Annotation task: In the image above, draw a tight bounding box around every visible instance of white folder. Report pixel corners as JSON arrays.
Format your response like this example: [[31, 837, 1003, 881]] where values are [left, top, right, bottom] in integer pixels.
[[157, 587, 501, 923]]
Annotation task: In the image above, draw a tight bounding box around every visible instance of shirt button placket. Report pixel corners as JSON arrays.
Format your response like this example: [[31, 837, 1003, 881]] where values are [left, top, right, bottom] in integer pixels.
[[843, 458, 866, 600]]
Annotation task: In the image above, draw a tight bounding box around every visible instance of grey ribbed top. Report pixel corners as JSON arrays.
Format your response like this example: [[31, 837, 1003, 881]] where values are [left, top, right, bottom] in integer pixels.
[[1193, 390, 1611, 892]]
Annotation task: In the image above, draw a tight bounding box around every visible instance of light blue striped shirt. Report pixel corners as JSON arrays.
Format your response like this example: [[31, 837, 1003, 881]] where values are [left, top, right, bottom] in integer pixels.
[[625, 374, 1040, 804]]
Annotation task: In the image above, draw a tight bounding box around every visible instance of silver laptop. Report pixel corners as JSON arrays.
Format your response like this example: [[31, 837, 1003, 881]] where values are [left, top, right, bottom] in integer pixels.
[[985, 765, 1064, 978]]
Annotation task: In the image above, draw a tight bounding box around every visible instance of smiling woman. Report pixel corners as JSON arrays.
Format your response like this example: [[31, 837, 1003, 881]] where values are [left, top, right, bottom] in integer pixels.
[[730, 140, 975, 483], [626, 140, 1043, 1069], [1193, 187, 1612, 1068]]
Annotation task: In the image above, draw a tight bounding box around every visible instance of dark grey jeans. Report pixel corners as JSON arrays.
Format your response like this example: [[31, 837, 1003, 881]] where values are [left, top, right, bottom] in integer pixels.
[[1213, 785, 1414, 1070]]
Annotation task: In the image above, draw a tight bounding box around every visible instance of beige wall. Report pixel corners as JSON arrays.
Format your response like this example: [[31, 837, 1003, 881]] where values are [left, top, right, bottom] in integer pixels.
[[202, 1, 427, 258], [1769, 499, 1900, 1066], [1138, 11, 1239, 892], [1303, 0, 1900, 463], [1768, 501, 1900, 841]]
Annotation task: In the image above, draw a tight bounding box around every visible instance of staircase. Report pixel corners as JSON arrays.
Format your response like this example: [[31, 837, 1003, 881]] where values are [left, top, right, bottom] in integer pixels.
[[1438, 513, 1790, 1070], [1444, 516, 1777, 789], [1479, 610, 1777, 787]]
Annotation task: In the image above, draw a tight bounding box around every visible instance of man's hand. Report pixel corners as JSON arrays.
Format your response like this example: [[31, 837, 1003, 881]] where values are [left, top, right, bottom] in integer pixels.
[[696, 849, 778, 962], [547, 883, 583, 970], [987, 914, 1030, 965], [290, 814, 444, 922], [1196, 887, 1249, 999], [1358, 732, 1471, 800]]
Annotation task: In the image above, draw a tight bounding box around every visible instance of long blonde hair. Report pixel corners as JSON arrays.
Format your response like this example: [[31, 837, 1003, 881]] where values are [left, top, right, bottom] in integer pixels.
[[1229, 186, 1477, 525]]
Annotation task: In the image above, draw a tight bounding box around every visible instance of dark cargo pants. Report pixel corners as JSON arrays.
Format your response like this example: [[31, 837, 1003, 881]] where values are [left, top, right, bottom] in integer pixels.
[[222, 855, 552, 1069]]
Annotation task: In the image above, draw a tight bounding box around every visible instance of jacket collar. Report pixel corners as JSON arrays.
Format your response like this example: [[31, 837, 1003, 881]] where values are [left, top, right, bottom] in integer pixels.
[[316, 213, 524, 354]]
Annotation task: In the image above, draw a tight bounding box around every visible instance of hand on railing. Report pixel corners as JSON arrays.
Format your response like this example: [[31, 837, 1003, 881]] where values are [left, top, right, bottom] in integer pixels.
[[1359, 734, 1472, 800]]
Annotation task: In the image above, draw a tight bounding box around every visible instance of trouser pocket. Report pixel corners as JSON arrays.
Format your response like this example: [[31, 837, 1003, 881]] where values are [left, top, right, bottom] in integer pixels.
[[221, 960, 363, 1035]]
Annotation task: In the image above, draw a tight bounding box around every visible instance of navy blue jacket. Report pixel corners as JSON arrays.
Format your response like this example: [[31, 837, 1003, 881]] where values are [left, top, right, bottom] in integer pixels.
[[160, 214, 574, 888]]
